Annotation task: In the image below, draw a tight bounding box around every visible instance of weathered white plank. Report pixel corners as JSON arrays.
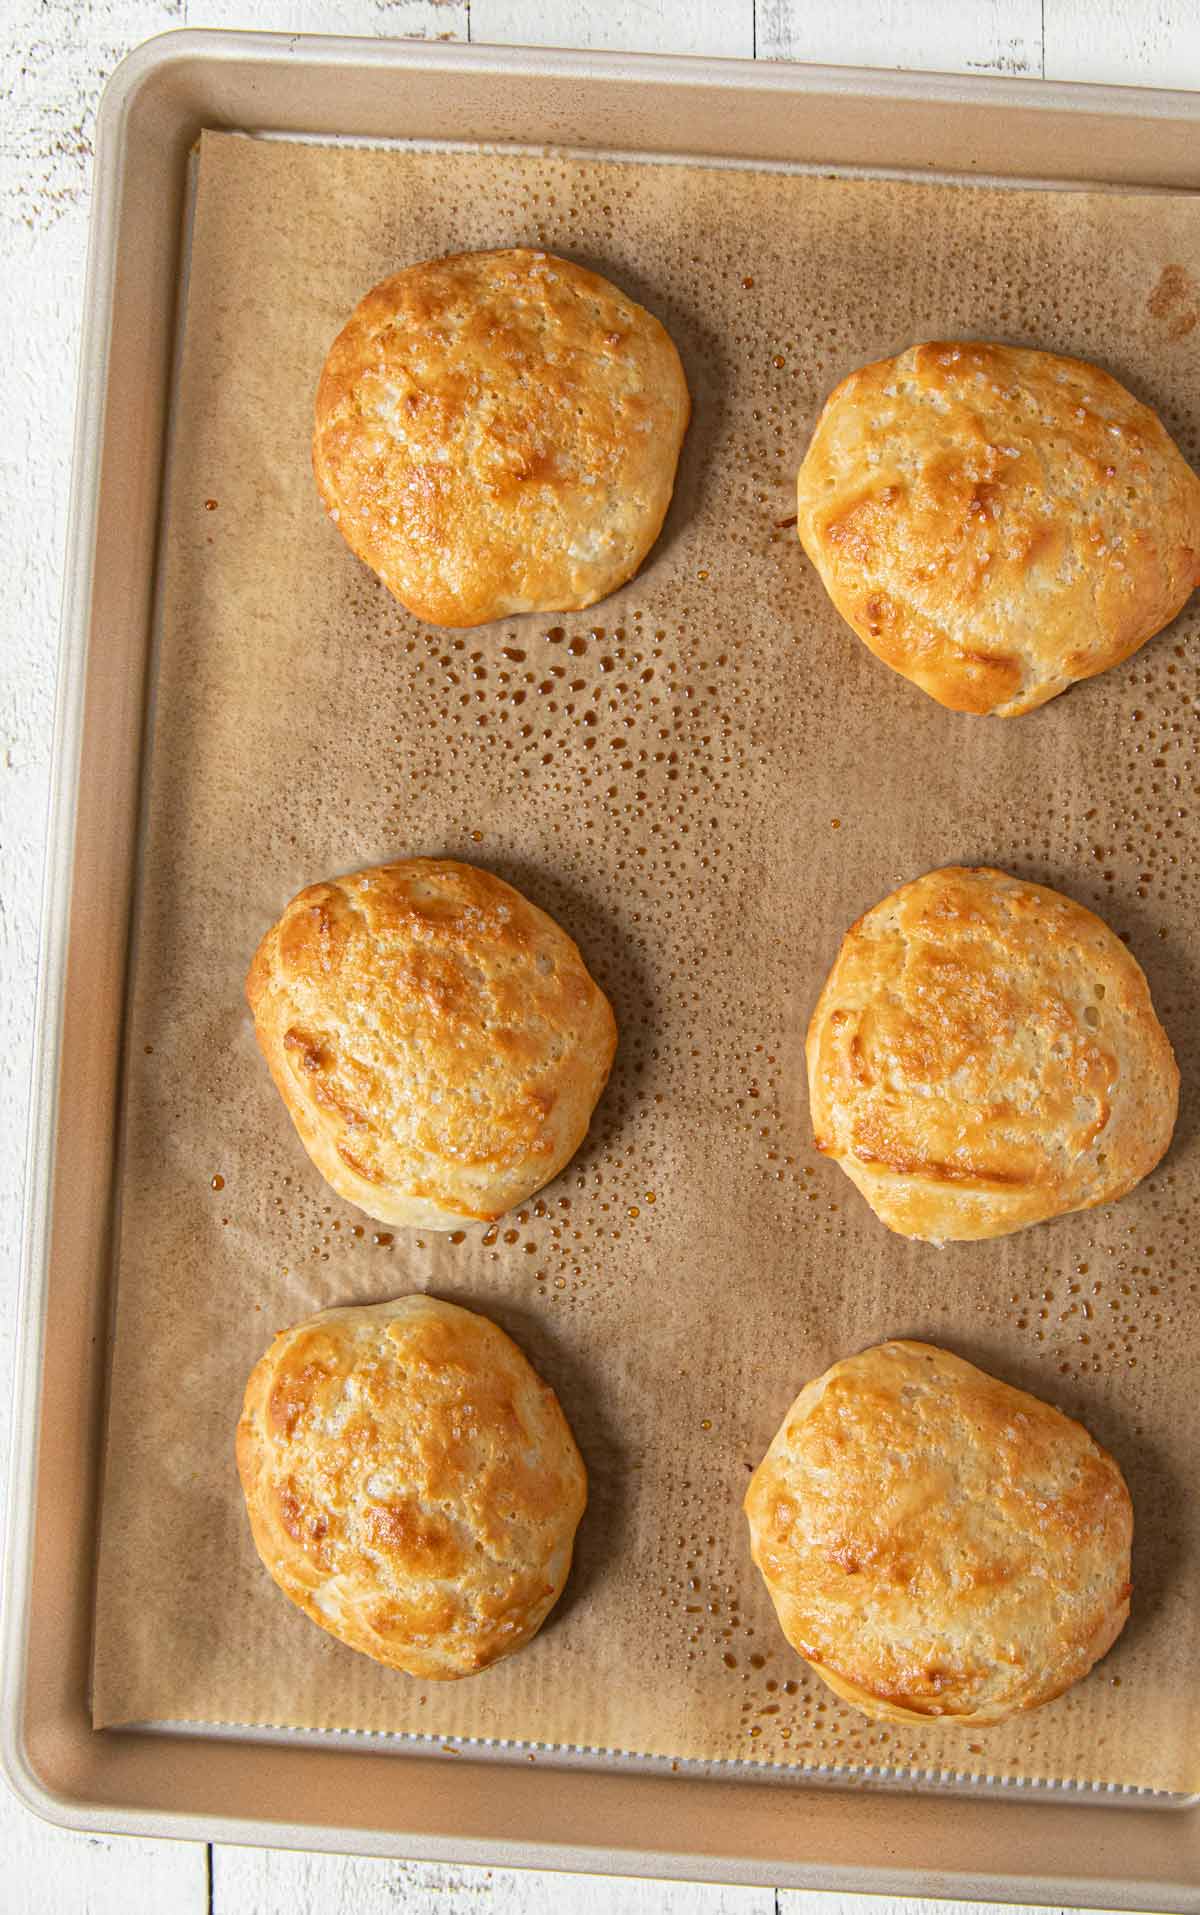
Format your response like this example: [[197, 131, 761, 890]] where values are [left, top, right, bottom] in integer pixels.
[[213, 1847, 775, 1911], [0, 1790, 208, 1915], [1045, 0, 1200, 86], [213, 1850, 1120, 1915], [184, 0, 465, 36], [469, 0, 753, 59], [757, 0, 1043, 77]]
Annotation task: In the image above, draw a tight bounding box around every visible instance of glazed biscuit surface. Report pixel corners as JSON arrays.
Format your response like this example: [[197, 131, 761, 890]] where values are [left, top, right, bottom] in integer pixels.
[[246, 858, 617, 1229], [313, 248, 691, 627], [806, 866, 1178, 1242], [796, 341, 1200, 715], [236, 1295, 588, 1679], [744, 1340, 1133, 1724]]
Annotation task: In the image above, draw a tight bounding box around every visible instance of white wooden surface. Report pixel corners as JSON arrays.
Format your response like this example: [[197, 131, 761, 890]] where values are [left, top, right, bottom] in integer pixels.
[[0, 1, 1193, 1909]]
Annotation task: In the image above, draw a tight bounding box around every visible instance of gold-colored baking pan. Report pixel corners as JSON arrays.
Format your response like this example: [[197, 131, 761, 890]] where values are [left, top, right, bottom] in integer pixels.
[[5, 31, 1200, 1903]]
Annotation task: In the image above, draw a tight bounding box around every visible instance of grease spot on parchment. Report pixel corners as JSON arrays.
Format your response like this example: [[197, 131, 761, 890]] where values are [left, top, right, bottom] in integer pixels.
[[1147, 264, 1200, 341]]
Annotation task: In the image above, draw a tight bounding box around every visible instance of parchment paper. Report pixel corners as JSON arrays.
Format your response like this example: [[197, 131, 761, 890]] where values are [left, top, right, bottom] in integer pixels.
[[93, 130, 1200, 1793]]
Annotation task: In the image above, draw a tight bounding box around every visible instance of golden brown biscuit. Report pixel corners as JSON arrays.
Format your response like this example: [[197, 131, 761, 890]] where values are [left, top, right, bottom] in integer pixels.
[[745, 1340, 1133, 1725], [313, 249, 691, 627], [246, 858, 617, 1229], [237, 1295, 587, 1679], [796, 341, 1200, 715], [807, 866, 1177, 1242]]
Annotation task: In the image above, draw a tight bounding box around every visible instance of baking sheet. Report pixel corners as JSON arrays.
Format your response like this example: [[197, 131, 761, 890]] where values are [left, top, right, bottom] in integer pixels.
[[92, 130, 1200, 1793]]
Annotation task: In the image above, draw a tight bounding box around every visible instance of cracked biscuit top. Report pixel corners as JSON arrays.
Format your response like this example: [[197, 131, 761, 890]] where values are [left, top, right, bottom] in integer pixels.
[[246, 858, 617, 1230], [806, 866, 1177, 1242], [745, 1339, 1133, 1724], [313, 248, 690, 628], [796, 341, 1200, 715], [236, 1295, 587, 1679]]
